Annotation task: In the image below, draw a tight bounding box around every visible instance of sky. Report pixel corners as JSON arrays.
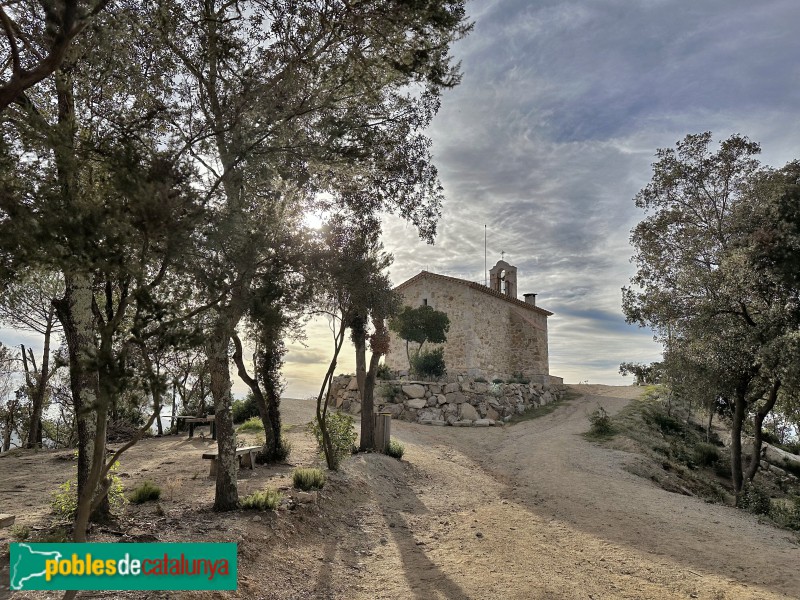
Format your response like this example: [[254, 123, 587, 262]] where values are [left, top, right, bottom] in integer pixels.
[[281, 0, 800, 398], [3, 0, 800, 401]]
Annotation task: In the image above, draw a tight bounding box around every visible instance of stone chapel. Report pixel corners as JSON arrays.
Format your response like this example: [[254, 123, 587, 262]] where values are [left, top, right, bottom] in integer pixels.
[[384, 260, 556, 383]]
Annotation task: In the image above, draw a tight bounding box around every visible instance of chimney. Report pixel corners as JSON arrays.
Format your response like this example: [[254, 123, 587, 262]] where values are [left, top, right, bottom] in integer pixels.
[[523, 293, 537, 306]]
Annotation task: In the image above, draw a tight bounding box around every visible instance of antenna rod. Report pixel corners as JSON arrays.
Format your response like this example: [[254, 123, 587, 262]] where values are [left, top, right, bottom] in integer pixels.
[[484, 224, 487, 286]]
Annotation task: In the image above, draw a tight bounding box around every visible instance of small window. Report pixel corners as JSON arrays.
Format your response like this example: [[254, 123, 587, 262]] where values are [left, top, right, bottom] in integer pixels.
[[423, 298, 428, 306]]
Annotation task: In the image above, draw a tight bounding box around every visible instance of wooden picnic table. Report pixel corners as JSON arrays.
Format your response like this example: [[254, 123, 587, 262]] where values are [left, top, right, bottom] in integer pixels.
[[202, 446, 260, 477], [176, 415, 216, 440]]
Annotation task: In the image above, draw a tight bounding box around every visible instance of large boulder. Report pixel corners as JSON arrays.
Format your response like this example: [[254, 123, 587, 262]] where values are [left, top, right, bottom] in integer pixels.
[[459, 403, 479, 421], [446, 391, 467, 404], [406, 398, 427, 410], [402, 384, 426, 399]]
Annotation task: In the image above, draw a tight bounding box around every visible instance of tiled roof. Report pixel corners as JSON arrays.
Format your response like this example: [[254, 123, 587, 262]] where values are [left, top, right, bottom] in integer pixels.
[[395, 271, 553, 317]]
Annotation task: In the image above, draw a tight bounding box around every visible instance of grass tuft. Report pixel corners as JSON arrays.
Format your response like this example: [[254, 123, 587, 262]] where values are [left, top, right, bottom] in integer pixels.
[[237, 417, 264, 433], [241, 488, 282, 511], [292, 467, 326, 491], [128, 480, 162, 504]]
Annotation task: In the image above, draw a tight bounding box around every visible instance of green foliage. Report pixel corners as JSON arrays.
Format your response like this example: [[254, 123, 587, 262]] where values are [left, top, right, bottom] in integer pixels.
[[376, 363, 393, 380], [410, 347, 446, 379], [237, 416, 265, 433], [619, 361, 663, 385], [390, 305, 450, 362], [232, 393, 260, 424], [588, 406, 614, 436], [128, 480, 162, 504], [51, 479, 78, 519], [386, 439, 405, 459], [769, 496, 800, 530], [310, 411, 357, 469], [739, 482, 772, 515], [10, 524, 31, 541], [379, 383, 404, 402], [292, 468, 326, 491], [693, 443, 721, 467], [51, 464, 126, 519], [653, 412, 683, 434], [241, 488, 282, 511]]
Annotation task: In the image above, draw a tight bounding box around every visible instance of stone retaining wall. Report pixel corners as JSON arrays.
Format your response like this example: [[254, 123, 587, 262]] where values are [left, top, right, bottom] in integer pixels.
[[329, 374, 567, 427]]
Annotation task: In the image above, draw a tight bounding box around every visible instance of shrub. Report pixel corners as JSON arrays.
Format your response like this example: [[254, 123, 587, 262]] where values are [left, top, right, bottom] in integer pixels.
[[739, 482, 772, 515], [310, 411, 357, 469], [257, 435, 292, 463], [241, 488, 282, 511], [379, 383, 404, 402], [588, 406, 613, 436], [10, 524, 31, 541], [51, 463, 126, 519], [492, 378, 504, 384], [376, 363, 393, 380], [410, 347, 446, 379], [292, 467, 326, 491], [386, 439, 405, 460], [232, 393, 260, 424], [128, 480, 162, 504], [237, 416, 264, 433], [693, 443, 720, 467], [653, 412, 683, 434]]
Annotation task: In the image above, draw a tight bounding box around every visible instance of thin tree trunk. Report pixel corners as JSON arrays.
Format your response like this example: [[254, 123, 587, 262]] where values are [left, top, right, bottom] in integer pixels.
[[25, 315, 53, 448], [745, 378, 781, 483], [316, 320, 347, 470], [208, 317, 238, 511]]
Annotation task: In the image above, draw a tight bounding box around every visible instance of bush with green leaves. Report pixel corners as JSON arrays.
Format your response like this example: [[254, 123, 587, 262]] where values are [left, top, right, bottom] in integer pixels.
[[310, 411, 357, 469], [376, 363, 393, 380], [231, 393, 260, 424], [241, 488, 282, 511], [386, 439, 405, 460], [410, 347, 446, 379], [237, 416, 264, 433], [769, 496, 800, 530], [292, 467, 326, 491], [693, 443, 720, 467], [739, 482, 772, 515], [128, 480, 162, 504], [588, 406, 613, 436], [51, 463, 126, 519]]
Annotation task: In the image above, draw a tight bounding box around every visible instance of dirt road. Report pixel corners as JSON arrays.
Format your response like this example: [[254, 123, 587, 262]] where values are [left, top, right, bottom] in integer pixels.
[[332, 385, 800, 599]]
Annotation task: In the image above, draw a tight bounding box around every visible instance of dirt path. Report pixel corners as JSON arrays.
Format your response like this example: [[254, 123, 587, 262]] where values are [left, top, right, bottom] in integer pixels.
[[332, 385, 800, 599], [2, 385, 799, 599]]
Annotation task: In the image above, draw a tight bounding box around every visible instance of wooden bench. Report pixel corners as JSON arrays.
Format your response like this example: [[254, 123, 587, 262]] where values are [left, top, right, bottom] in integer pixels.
[[177, 415, 216, 440], [202, 446, 260, 477]]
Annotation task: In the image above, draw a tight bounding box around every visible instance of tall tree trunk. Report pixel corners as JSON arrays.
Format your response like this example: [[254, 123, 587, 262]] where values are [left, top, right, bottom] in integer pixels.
[[55, 272, 101, 510], [208, 316, 239, 511], [360, 351, 382, 451], [730, 384, 748, 502], [745, 378, 781, 483]]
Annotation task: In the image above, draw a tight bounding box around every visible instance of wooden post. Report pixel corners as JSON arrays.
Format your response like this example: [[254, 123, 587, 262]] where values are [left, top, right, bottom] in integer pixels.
[[374, 413, 392, 453]]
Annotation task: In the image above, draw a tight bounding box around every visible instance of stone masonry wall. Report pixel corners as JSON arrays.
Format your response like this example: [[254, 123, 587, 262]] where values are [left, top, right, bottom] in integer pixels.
[[384, 274, 549, 379], [329, 374, 567, 427]]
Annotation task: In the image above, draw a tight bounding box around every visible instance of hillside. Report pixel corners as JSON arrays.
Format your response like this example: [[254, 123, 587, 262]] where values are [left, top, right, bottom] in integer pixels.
[[1, 385, 799, 599]]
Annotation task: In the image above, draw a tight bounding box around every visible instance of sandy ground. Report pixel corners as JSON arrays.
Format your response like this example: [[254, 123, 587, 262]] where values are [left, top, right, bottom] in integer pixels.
[[1, 384, 799, 599]]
